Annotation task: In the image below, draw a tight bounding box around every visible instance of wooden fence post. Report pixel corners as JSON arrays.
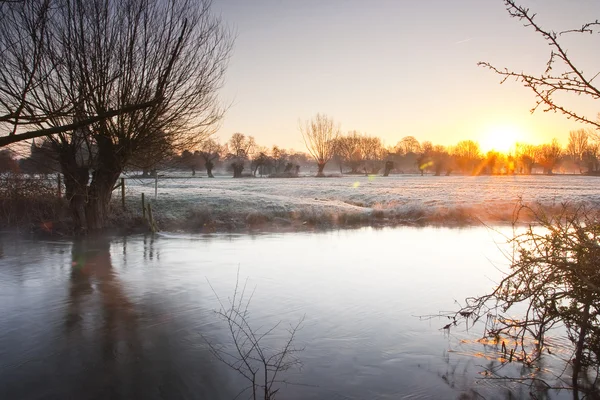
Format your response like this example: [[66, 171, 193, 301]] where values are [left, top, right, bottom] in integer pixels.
[[121, 178, 125, 209], [142, 193, 146, 219], [154, 173, 158, 200], [147, 203, 155, 233]]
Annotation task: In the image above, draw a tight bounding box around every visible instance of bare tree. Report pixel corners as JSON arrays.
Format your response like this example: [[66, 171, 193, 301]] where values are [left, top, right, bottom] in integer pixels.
[[452, 140, 482, 175], [416, 140, 433, 176], [229, 133, 256, 158], [179, 150, 202, 176], [0, 0, 161, 147], [479, 0, 600, 130], [359, 135, 385, 175], [515, 142, 538, 174], [537, 138, 563, 175], [334, 132, 362, 174], [270, 146, 288, 174], [431, 144, 451, 176], [299, 113, 340, 177], [484, 150, 505, 175], [199, 138, 222, 178], [567, 129, 590, 173], [204, 272, 305, 400], [228, 133, 255, 178], [251, 146, 271, 177], [1, 0, 232, 232], [395, 136, 421, 156], [583, 141, 600, 174]]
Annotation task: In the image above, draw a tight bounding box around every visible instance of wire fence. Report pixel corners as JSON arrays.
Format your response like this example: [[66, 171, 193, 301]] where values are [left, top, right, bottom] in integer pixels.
[[0, 173, 62, 198], [0, 171, 205, 212]]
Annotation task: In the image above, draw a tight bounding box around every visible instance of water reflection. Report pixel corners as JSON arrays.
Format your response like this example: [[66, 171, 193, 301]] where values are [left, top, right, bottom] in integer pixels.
[[67, 237, 141, 393], [143, 234, 159, 261], [0, 235, 231, 400], [0, 228, 581, 399]]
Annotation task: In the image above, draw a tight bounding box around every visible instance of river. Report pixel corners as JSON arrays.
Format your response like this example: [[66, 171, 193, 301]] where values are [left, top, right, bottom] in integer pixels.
[[0, 227, 575, 399]]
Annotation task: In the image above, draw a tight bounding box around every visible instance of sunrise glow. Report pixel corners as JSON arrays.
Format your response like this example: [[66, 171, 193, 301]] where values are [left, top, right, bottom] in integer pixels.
[[479, 125, 526, 154]]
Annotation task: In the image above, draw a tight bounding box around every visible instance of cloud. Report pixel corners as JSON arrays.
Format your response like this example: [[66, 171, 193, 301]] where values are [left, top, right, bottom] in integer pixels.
[[454, 38, 472, 45]]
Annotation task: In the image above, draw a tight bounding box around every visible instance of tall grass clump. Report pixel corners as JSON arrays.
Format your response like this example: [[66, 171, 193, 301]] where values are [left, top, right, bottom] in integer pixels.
[[0, 174, 67, 231]]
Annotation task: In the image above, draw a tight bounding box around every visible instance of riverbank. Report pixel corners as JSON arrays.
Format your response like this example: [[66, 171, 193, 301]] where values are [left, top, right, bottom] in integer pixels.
[[123, 174, 600, 233], [2, 174, 600, 235]]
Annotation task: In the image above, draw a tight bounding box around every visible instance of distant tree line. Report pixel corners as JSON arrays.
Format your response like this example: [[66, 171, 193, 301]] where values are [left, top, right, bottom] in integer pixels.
[[9, 127, 600, 179], [131, 132, 311, 178], [295, 114, 600, 177]]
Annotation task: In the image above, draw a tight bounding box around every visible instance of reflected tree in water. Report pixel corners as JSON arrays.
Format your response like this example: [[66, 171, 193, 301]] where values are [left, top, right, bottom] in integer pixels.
[[66, 237, 142, 397], [64, 237, 230, 399]]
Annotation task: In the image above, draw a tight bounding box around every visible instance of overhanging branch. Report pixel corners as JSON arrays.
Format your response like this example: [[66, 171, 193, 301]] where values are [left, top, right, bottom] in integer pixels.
[[0, 97, 159, 147]]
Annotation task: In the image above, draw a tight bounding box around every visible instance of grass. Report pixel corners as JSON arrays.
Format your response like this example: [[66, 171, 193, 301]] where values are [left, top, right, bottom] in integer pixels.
[[0, 174, 69, 232]]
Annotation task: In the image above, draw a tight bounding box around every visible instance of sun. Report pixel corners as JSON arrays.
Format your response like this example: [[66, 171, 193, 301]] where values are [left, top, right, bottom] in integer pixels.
[[480, 125, 524, 154]]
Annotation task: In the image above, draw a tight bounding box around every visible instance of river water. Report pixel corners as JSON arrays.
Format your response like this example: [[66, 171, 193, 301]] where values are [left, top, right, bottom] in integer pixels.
[[0, 227, 575, 399]]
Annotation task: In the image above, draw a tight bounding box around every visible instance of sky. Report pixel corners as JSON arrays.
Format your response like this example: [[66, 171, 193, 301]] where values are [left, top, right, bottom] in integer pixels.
[[211, 0, 600, 153]]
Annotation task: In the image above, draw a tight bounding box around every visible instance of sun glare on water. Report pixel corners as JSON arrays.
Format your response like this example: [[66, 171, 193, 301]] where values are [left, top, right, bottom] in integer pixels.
[[480, 125, 524, 154]]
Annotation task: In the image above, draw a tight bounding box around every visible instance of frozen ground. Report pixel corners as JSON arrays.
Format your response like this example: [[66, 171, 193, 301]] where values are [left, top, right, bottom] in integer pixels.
[[121, 174, 600, 231]]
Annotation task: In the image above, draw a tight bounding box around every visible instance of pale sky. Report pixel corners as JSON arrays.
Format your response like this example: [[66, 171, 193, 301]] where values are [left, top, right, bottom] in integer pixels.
[[212, 0, 600, 152]]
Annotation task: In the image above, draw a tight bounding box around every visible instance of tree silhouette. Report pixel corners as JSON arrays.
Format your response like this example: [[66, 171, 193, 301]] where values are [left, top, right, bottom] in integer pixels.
[[199, 138, 222, 178], [537, 139, 562, 175], [299, 113, 340, 177], [0, 0, 232, 232]]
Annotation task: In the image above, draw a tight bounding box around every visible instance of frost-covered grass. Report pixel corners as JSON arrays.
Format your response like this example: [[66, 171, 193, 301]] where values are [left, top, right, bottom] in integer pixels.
[[121, 174, 600, 232]]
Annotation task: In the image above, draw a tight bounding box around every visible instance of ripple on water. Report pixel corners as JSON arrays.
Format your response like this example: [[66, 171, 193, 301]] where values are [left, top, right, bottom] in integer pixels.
[[0, 227, 580, 399]]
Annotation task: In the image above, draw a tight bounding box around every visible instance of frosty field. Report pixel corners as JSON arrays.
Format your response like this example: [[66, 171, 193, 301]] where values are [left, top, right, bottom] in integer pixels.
[[123, 174, 600, 230]]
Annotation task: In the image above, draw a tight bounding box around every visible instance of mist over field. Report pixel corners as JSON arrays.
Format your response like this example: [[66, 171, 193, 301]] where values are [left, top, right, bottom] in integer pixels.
[[124, 174, 600, 231]]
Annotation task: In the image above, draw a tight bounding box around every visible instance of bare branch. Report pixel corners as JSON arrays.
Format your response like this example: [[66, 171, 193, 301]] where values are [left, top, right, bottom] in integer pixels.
[[204, 270, 306, 399], [480, 1, 600, 130]]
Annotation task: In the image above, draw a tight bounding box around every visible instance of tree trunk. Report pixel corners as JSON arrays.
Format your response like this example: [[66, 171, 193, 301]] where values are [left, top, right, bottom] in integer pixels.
[[63, 169, 89, 232], [85, 136, 122, 232], [205, 160, 214, 178], [57, 147, 90, 234], [317, 163, 325, 177], [233, 163, 244, 178], [383, 161, 394, 177], [85, 169, 121, 231], [572, 302, 591, 393]]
